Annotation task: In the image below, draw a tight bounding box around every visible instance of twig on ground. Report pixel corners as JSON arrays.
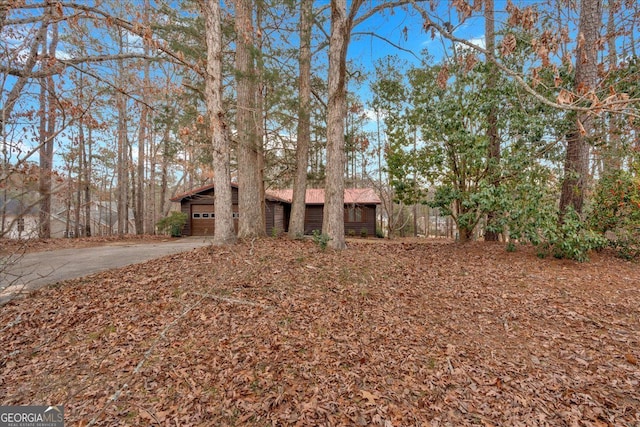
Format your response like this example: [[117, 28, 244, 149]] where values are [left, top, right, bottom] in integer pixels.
[[189, 292, 273, 309]]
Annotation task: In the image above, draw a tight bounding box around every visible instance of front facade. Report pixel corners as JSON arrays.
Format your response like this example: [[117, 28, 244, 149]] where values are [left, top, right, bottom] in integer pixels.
[[170, 185, 380, 237], [170, 183, 288, 237], [267, 188, 380, 237]]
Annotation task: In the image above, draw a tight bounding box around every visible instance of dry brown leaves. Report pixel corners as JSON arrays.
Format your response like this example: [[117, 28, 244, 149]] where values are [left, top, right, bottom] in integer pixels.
[[1, 239, 639, 426]]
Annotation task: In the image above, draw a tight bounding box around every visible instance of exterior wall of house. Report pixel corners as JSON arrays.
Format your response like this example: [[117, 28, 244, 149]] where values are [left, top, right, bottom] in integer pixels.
[[176, 186, 379, 237], [179, 186, 240, 236], [265, 200, 286, 236], [304, 205, 324, 234], [344, 205, 377, 237], [1, 215, 39, 239], [302, 204, 377, 236]]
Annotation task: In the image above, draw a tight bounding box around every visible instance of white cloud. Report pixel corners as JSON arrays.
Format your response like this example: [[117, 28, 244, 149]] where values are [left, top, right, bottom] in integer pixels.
[[363, 107, 384, 122], [56, 50, 72, 60], [467, 36, 486, 50], [453, 36, 486, 53]]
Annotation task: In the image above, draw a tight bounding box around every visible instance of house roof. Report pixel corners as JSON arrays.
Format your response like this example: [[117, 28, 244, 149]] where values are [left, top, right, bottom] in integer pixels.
[[169, 183, 237, 203], [171, 184, 381, 205], [265, 188, 381, 205], [0, 198, 38, 215]]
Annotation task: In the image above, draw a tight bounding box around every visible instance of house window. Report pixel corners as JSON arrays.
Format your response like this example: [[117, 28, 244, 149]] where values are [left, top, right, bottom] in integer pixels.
[[202, 213, 209, 218], [193, 213, 201, 218], [346, 206, 363, 222], [233, 212, 240, 219]]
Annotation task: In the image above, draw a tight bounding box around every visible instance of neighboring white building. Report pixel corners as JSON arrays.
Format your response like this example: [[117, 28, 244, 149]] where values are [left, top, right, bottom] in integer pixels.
[[1, 197, 137, 239]]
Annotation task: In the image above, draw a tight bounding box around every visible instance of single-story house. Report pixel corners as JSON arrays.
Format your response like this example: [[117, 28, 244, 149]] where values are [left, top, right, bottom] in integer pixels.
[[169, 184, 381, 237]]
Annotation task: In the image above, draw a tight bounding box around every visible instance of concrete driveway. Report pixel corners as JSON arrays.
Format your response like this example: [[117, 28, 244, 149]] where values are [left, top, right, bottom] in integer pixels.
[[0, 237, 212, 305]]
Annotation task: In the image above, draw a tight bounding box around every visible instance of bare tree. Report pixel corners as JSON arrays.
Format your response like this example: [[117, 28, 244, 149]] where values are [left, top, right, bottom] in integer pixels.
[[116, 27, 129, 236], [203, 0, 236, 245], [134, 0, 152, 235], [323, 0, 422, 249], [38, 4, 58, 239], [289, 0, 313, 238], [235, 0, 264, 238], [559, 0, 603, 216], [322, 0, 358, 249]]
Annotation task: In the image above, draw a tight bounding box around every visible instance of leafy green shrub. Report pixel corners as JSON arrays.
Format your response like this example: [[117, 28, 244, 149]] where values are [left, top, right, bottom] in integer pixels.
[[347, 229, 356, 237], [360, 228, 368, 238], [589, 170, 640, 260], [375, 228, 385, 238], [156, 212, 188, 237], [537, 208, 607, 262], [311, 229, 331, 251]]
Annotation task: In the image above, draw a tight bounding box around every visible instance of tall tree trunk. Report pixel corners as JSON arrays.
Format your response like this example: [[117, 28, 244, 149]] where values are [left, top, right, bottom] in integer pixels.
[[289, 0, 313, 238], [256, 2, 266, 232], [484, 0, 501, 241], [38, 8, 58, 239], [84, 125, 92, 237], [116, 29, 128, 236], [204, 0, 236, 245], [135, 0, 151, 235], [559, 0, 602, 216], [159, 126, 170, 219], [117, 97, 128, 235], [116, 93, 127, 236], [323, 0, 361, 250], [146, 127, 156, 234], [76, 121, 85, 237], [603, 1, 621, 173], [135, 103, 147, 235], [128, 140, 134, 234], [38, 76, 51, 238], [235, 0, 264, 238]]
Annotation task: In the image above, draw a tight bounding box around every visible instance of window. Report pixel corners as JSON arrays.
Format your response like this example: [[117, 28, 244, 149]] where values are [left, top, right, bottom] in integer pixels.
[[346, 206, 364, 222], [193, 213, 201, 218], [202, 213, 209, 218], [233, 212, 240, 219]]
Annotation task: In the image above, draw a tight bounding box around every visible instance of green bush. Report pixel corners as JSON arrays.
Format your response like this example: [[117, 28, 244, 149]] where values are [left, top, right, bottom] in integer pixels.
[[360, 228, 368, 238], [156, 212, 188, 237], [375, 228, 385, 238], [589, 170, 640, 260], [311, 229, 331, 251], [537, 208, 607, 262]]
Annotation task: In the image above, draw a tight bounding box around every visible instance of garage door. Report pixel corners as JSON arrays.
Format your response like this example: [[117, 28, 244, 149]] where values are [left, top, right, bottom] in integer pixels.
[[191, 204, 215, 236]]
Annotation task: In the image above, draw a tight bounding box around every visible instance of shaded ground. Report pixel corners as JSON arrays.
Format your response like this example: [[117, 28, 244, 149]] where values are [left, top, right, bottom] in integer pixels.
[[1, 238, 639, 426]]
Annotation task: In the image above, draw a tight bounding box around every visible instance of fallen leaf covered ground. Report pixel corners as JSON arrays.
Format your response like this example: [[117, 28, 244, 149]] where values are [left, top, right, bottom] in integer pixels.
[[1, 238, 639, 426]]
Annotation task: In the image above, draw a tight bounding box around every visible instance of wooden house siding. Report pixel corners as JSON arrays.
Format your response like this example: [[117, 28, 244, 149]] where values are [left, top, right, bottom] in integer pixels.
[[177, 186, 239, 236], [302, 204, 376, 236], [344, 204, 377, 237], [172, 185, 380, 237], [304, 205, 324, 234], [263, 200, 287, 236]]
